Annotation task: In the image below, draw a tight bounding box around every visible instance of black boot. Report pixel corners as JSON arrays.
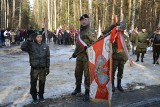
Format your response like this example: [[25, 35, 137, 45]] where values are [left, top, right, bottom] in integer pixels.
[[112, 80, 115, 92], [117, 79, 124, 92], [39, 94, 44, 102], [141, 58, 144, 62], [136, 59, 139, 62], [83, 89, 89, 102], [31, 94, 38, 104], [72, 85, 81, 95]]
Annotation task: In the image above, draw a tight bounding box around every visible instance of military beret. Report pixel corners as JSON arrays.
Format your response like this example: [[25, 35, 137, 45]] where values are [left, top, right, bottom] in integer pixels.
[[79, 14, 89, 21]]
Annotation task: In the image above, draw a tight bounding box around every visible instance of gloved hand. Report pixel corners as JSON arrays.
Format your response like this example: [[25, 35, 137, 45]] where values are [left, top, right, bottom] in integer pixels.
[[45, 67, 50, 76], [84, 46, 87, 51], [72, 53, 77, 58]]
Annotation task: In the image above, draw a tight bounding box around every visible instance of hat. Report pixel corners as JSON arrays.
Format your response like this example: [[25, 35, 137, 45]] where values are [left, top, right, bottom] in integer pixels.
[[79, 14, 89, 21], [35, 31, 42, 36]]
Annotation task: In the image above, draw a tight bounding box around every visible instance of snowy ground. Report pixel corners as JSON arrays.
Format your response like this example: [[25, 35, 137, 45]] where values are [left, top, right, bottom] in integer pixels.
[[0, 43, 160, 107]]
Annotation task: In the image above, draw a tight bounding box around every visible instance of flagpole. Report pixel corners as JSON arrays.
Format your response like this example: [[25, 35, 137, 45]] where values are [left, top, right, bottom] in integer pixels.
[[108, 43, 113, 107]]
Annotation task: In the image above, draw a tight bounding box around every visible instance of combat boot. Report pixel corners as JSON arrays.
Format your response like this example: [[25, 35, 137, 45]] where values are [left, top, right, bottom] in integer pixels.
[[117, 79, 124, 92], [136, 59, 139, 62], [72, 85, 81, 95], [39, 94, 44, 102], [83, 89, 89, 102], [112, 80, 115, 92], [31, 94, 38, 104], [141, 58, 144, 62]]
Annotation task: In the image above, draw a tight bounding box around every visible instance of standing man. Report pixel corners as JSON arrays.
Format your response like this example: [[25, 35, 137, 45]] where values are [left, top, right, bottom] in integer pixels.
[[130, 27, 138, 55], [150, 26, 160, 64], [135, 27, 148, 62], [71, 14, 97, 102], [21, 31, 50, 103]]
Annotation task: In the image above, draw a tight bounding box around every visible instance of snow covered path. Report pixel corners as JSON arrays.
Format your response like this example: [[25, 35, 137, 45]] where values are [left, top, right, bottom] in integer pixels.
[[0, 44, 160, 107]]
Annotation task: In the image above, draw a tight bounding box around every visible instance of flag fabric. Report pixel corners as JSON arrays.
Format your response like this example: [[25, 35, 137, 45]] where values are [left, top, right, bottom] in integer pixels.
[[77, 33, 88, 48], [87, 35, 112, 101]]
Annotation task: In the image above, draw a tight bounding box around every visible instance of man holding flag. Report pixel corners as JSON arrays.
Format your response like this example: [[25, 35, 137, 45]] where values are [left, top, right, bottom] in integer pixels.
[[71, 14, 97, 101]]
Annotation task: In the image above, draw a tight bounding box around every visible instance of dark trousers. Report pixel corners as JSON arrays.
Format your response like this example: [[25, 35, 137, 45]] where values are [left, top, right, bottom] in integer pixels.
[[30, 68, 46, 96], [153, 45, 160, 63]]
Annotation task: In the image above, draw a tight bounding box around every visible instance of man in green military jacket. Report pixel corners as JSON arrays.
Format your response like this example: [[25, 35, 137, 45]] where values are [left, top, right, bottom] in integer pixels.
[[71, 14, 97, 102], [135, 27, 148, 62]]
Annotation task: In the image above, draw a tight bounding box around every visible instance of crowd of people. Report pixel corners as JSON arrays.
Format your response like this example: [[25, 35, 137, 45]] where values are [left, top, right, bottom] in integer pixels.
[[0, 27, 78, 48]]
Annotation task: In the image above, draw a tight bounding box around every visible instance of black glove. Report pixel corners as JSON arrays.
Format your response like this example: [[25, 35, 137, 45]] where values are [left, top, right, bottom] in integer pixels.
[[84, 46, 87, 51], [45, 67, 50, 76], [72, 53, 77, 58]]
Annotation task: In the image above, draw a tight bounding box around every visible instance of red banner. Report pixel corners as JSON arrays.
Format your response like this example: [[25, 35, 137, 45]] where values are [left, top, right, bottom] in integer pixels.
[[87, 35, 112, 101]]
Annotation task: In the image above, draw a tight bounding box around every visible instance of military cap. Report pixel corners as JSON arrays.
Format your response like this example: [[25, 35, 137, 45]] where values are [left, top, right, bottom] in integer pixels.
[[35, 31, 42, 36], [79, 14, 89, 21]]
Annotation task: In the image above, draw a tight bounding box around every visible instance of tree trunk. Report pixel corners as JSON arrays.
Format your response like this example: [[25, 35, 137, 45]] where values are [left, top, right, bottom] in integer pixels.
[[88, 0, 92, 27], [68, 0, 69, 26], [128, 0, 132, 26], [80, 0, 82, 16], [54, 0, 56, 30], [18, 0, 22, 29], [48, 0, 51, 30], [131, 0, 136, 30], [111, 0, 115, 24]]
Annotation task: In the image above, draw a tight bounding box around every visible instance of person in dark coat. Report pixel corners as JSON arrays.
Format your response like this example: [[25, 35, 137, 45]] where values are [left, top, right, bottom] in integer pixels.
[[21, 31, 50, 103]]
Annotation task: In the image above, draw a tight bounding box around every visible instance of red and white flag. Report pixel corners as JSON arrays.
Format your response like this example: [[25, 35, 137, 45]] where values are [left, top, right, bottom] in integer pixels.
[[87, 35, 112, 101], [77, 33, 87, 48]]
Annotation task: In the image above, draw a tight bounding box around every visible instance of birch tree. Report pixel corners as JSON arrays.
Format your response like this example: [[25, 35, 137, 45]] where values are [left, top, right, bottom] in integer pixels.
[[131, 0, 136, 30], [54, 0, 56, 30]]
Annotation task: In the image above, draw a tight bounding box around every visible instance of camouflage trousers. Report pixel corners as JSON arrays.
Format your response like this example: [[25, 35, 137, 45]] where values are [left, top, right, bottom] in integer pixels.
[[74, 60, 90, 90], [30, 67, 46, 96], [112, 60, 125, 80]]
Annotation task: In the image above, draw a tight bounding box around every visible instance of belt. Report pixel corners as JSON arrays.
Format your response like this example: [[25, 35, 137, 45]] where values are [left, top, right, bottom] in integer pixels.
[[32, 67, 45, 70]]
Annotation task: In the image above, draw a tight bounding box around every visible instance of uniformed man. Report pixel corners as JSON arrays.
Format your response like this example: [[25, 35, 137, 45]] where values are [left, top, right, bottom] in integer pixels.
[[135, 27, 148, 62], [130, 27, 138, 55], [150, 25, 160, 64], [71, 14, 97, 102], [21, 31, 50, 103]]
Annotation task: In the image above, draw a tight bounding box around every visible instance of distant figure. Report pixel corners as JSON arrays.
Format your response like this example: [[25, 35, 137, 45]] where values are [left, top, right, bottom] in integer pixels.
[[135, 27, 148, 62], [21, 31, 50, 103], [130, 27, 138, 55], [150, 25, 160, 64]]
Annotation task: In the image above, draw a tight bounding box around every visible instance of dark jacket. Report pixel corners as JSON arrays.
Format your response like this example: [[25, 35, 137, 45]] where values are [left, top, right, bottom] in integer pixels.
[[21, 41, 50, 68]]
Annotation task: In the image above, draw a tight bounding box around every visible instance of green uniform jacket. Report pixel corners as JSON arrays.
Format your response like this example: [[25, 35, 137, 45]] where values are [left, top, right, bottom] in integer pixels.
[[74, 25, 97, 61], [130, 30, 138, 44], [136, 31, 148, 50]]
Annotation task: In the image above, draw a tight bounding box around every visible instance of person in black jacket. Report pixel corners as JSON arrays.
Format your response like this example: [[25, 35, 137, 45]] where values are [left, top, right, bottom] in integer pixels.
[[21, 31, 50, 103], [150, 26, 160, 64]]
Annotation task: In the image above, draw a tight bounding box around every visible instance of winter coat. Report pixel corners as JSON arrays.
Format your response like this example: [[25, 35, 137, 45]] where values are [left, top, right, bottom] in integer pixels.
[[21, 41, 50, 68], [136, 31, 148, 49]]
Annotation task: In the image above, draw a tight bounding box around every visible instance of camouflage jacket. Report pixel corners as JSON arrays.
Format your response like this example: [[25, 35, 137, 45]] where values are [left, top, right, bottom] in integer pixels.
[[136, 31, 148, 49], [74, 25, 97, 61], [21, 41, 50, 68]]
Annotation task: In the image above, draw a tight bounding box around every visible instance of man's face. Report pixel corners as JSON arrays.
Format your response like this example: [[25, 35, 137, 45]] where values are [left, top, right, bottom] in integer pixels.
[[80, 18, 90, 26], [36, 35, 42, 43], [142, 29, 146, 32]]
